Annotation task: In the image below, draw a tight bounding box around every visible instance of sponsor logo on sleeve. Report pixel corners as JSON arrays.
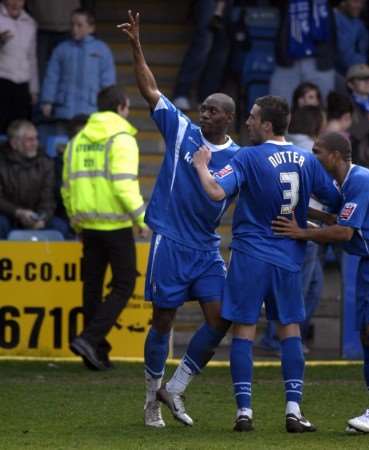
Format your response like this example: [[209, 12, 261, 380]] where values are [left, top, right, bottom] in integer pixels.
[[215, 164, 233, 179], [340, 202, 357, 220]]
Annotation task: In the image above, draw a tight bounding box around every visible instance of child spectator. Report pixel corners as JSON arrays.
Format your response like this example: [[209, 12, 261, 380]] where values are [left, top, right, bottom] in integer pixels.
[[0, 0, 38, 133], [40, 8, 116, 125], [27, 0, 81, 82]]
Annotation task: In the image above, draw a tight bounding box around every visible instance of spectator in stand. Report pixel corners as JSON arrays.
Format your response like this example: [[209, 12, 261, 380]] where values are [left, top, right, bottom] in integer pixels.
[[325, 91, 353, 135], [291, 81, 322, 112], [27, 0, 81, 83], [269, 0, 336, 105], [346, 63, 369, 167], [40, 8, 115, 129], [334, 0, 368, 76], [0, 120, 69, 239], [0, 0, 38, 133], [172, 0, 232, 111]]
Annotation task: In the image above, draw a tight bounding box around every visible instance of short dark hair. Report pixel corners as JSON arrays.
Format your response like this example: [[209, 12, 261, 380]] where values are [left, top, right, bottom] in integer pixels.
[[326, 91, 353, 121], [288, 105, 324, 138], [97, 85, 128, 112], [318, 131, 352, 162], [292, 82, 322, 111], [67, 114, 89, 138], [72, 8, 95, 26], [255, 95, 290, 135]]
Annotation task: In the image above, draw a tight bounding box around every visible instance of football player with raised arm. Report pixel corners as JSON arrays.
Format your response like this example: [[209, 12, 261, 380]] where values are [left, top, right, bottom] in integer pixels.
[[272, 132, 369, 434], [193, 96, 340, 433], [118, 11, 239, 428]]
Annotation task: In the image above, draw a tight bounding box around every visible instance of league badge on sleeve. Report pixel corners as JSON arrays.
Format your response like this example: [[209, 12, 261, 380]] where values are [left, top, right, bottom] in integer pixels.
[[215, 164, 233, 179], [340, 202, 357, 220]]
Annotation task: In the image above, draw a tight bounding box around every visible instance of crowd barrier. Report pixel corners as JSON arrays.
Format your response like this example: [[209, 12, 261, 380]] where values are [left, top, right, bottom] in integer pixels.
[[0, 242, 362, 359], [0, 242, 152, 358]]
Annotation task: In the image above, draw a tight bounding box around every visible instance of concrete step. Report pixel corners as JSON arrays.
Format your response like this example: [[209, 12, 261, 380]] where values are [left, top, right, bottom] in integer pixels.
[[130, 108, 199, 132], [125, 85, 172, 108], [136, 130, 165, 153], [95, 0, 191, 24], [117, 63, 179, 85], [111, 42, 187, 65], [139, 153, 163, 177], [98, 23, 192, 44], [139, 175, 156, 201]]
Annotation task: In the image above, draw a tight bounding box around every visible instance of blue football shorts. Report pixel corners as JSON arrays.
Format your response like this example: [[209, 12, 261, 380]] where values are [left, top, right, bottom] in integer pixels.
[[355, 257, 369, 330], [145, 233, 226, 308], [221, 249, 305, 325]]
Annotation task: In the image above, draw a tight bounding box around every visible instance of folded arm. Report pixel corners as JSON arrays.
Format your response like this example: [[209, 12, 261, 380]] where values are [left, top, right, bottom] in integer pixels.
[[192, 146, 226, 201]]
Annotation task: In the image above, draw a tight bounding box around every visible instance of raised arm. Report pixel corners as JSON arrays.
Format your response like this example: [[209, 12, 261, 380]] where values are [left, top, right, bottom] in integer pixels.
[[117, 11, 160, 109], [193, 146, 226, 201]]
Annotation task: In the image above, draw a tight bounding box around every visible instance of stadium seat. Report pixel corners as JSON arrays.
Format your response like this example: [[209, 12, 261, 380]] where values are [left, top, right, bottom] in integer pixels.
[[0, 133, 7, 144], [7, 229, 65, 241], [46, 134, 69, 158], [240, 6, 279, 111]]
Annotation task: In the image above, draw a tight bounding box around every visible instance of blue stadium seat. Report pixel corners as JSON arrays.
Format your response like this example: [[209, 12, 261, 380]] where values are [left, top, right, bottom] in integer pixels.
[[0, 133, 7, 144], [7, 230, 65, 241], [240, 6, 279, 111], [46, 134, 69, 158]]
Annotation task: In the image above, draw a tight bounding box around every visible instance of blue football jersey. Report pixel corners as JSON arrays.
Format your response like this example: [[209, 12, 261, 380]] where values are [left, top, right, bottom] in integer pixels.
[[216, 141, 341, 271], [144, 95, 240, 250], [336, 165, 369, 257]]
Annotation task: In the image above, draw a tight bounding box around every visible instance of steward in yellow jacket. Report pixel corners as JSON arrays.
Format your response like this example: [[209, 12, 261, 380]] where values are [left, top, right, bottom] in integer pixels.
[[61, 104, 145, 232], [64, 85, 148, 370]]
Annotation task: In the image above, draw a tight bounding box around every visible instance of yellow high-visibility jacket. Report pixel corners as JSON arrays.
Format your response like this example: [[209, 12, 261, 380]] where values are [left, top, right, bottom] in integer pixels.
[[61, 111, 146, 231]]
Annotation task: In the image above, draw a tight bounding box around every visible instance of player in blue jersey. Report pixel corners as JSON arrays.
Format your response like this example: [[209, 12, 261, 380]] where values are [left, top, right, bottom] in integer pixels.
[[272, 131, 369, 434], [119, 11, 239, 428], [193, 96, 340, 433]]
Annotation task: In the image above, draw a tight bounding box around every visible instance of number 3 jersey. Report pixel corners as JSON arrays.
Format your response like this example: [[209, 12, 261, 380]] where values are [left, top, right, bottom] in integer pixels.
[[144, 95, 239, 250], [216, 140, 341, 271]]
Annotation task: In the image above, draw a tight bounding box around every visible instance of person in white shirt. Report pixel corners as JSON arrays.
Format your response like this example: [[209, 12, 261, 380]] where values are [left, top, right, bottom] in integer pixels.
[[0, 0, 38, 133]]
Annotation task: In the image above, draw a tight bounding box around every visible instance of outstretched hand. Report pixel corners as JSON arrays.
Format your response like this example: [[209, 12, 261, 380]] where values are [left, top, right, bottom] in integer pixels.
[[271, 212, 305, 239], [117, 10, 140, 42]]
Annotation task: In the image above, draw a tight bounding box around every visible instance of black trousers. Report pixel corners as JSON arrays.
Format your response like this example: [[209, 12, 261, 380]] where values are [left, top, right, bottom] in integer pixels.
[[0, 78, 31, 133], [80, 227, 137, 356]]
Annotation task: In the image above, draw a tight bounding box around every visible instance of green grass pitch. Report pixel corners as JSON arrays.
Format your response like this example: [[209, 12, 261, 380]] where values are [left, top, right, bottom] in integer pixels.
[[1, 360, 369, 449]]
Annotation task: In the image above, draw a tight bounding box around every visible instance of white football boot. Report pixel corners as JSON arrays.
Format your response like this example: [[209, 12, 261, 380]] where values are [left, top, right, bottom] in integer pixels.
[[347, 409, 369, 433]]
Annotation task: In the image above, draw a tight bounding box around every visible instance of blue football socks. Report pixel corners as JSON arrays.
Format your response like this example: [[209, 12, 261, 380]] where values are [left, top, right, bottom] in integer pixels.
[[230, 337, 253, 409], [144, 327, 170, 379], [183, 323, 226, 374], [281, 336, 304, 404]]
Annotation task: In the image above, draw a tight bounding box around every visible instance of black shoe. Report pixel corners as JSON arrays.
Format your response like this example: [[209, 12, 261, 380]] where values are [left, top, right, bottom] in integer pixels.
[[100, 354, 114, 370], [82, 353, 113, 371], [286, 413, 316, 433], [234, 415, 254, 432], [82, 356, 100, 371], [70, 337, 106, 370]]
